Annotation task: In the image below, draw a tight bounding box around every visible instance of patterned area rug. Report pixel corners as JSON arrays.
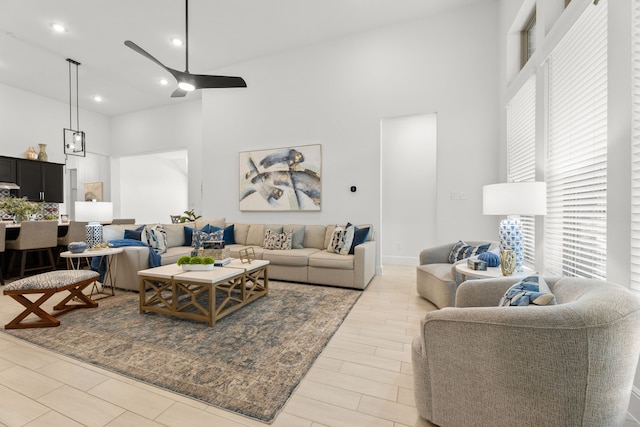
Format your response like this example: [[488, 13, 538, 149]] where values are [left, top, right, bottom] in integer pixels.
[[3, 281, 361, 423]]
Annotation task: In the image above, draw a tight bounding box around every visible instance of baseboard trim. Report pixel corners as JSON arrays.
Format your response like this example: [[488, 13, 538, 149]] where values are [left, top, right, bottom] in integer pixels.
[[629, 386, 640, 422]]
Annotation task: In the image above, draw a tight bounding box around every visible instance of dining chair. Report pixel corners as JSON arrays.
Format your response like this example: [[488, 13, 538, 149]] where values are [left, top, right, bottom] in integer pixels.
[[6, 220, 58, 278], [56, 221, 88, 267]]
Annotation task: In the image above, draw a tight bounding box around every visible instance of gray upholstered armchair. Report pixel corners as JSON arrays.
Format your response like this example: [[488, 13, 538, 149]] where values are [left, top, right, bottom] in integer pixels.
[[412, 276, 640, 427], [416, 240, 498, 308]]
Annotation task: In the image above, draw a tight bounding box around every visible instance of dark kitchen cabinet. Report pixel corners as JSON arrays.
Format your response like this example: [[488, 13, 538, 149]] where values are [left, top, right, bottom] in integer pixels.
[[16, 160, 64, 203], [0, 157, 16, 183]]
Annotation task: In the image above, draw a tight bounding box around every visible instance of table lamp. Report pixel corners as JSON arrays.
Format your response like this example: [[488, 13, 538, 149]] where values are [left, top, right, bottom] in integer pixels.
[[483, 182, 547, 272], [75, 201, 113, 248]]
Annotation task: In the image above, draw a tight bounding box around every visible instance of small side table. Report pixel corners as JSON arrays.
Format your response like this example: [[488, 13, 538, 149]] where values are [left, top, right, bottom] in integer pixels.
[[455, 263, 535, 282], [60, 247, 123, 298]]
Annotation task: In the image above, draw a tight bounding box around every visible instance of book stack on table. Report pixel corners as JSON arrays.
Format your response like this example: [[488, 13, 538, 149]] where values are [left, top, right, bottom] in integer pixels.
[[214, 257, 232, 267]]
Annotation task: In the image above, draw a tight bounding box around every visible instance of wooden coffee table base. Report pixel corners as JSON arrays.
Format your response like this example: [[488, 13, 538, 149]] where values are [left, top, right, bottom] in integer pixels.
[[138, 262, 268, 326]]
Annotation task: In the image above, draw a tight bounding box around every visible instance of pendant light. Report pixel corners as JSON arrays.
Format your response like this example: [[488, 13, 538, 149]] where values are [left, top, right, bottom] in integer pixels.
[[63, 58, 86, 157]]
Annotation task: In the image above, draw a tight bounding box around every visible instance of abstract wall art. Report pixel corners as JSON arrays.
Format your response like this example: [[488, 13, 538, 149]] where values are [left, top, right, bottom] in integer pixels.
[[239, 144, 321, 211]]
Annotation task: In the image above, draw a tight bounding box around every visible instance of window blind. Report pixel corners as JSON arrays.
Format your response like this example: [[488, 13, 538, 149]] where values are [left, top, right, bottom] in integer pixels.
[[507, 75, 536, 268], [631, 0, 640, 290], [544, 1, 607, 279]]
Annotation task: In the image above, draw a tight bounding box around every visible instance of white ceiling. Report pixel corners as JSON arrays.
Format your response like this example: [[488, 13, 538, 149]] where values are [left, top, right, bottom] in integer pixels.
[[0, 0, 484, 117]]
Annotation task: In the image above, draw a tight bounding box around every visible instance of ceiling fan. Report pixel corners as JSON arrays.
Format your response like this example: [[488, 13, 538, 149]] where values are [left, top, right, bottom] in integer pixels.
[[124, 0, 246, 98]]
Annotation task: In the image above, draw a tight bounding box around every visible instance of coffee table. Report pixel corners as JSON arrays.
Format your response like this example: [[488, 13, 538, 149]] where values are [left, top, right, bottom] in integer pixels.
[[137, 260, 269, 326]]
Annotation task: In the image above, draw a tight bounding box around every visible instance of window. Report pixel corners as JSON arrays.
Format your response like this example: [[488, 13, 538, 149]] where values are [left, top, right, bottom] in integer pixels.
[[507, 75, 536, 267], [521, 10, 537, 68], [544, 2, 607, 279]]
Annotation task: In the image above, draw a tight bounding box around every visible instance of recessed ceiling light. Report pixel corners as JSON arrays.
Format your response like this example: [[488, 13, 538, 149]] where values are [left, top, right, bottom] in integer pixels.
[[159, 78, 169, 86], [171, 38, 183, 47], [93, 95, 103, 102], [51, 23, 67, 33]]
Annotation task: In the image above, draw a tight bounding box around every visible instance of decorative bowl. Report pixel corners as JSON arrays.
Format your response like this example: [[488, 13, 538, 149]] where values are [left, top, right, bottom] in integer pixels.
[[181, 264, 214, 271], [68, 241, 87, 254]]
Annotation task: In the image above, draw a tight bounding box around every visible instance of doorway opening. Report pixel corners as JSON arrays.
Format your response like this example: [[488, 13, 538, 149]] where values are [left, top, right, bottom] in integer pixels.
[[380, 114, 437, 265]]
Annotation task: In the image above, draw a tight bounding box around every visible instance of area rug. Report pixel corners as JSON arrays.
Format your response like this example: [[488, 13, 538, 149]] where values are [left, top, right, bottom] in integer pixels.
[[3, 281, 361, 423]]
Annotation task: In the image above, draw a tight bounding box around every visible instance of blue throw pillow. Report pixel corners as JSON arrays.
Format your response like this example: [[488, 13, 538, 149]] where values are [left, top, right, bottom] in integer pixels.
[[348, 225, 370, 255], [184, 226, 195, 246], [448, 241, 491, 263], [499, 275, 556, 306], [204, 224, 235, 245], [123, 225, 144, 241]]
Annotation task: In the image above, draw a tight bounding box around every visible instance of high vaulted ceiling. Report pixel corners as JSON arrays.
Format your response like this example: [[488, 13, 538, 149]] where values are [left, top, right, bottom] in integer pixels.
[[0, 0, 485, 116]]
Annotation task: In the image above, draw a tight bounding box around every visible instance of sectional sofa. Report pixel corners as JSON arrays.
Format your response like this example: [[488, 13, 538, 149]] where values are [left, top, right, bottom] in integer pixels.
[[102, 218, 376, 292]]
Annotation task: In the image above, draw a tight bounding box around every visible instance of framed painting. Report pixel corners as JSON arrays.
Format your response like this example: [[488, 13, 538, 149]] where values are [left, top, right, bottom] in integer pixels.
[[84, 182, 103, 201], [239, 144, 321, 211]]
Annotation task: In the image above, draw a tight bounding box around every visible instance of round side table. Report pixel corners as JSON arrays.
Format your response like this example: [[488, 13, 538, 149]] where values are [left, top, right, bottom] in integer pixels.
[[60, 247, 123, 298], [455, 263, 535, 282]]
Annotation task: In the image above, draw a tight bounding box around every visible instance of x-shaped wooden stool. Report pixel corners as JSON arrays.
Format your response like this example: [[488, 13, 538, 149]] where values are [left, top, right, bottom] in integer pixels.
[[4, 271, 99, 329]]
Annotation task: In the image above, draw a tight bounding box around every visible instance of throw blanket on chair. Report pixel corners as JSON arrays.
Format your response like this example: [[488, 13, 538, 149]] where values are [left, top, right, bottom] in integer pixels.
[[90, 239, 162, 283]]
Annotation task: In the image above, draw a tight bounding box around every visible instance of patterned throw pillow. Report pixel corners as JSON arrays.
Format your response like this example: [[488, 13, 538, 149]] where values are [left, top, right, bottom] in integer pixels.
[[144, 224, 168, 255], [192, 230, 224, 248], [448, 240, 491, 263], [327, 225, 355, 256], [499, 275, 556, 306], [263, 230, 293, 250]]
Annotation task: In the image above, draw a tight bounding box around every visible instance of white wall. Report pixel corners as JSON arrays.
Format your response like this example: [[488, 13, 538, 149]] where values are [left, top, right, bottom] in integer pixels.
[[116, 151, 188, 224], [0, 83, 111, 215], [201, 1, 500, 273], [109, 100, 202, 218], [381, 114, 437, 265]]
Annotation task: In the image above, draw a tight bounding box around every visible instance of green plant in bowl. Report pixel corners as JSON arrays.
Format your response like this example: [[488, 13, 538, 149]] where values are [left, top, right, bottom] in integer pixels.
[[177, 256, 191, 266], [203, 257, 214, 264], [189, 256, 204, 264]]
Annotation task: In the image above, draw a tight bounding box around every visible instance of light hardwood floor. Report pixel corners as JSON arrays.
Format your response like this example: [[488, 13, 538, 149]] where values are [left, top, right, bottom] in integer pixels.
[[0, 265, 637, 427]]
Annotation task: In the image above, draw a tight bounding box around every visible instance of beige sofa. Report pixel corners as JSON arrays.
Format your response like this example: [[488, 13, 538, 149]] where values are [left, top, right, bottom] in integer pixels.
[[412, 276, 640, 426], [103, 218, 376, 292]]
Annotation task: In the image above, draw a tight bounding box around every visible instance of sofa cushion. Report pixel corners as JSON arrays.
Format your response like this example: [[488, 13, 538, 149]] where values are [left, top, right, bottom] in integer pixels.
[[417, 263, 455, 284], [195, 217, 225, 230], [103, 224, 140, 241], [160, 246, 192, 265], [304, 225, 326, 249], [247, 224, 265, 246], [232, 223, 250, 245], [448, 240, 491, 263], [284, 225, 305, 249], [163, 223, 186, 247], [309, 250, 354, 270], [324, 225, 336, 249], [265, 224, 283, 234], [263, 248, 320, 266], [499, 275, 556, 307]]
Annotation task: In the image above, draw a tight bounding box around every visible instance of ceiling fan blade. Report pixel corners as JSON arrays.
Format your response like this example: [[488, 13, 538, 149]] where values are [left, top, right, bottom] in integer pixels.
[[191, 74, 247, 89], [171, 88, 188, 98], [124, 40, 171, 73]]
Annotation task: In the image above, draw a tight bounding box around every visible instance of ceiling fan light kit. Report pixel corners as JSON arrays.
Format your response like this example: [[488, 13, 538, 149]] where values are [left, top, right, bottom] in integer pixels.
[[125, 0, 246, 98]]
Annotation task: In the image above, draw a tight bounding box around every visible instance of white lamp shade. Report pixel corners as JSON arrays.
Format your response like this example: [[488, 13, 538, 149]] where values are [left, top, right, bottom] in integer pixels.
[[483, 182, 547, 216], [75, 201, 113, 223]]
